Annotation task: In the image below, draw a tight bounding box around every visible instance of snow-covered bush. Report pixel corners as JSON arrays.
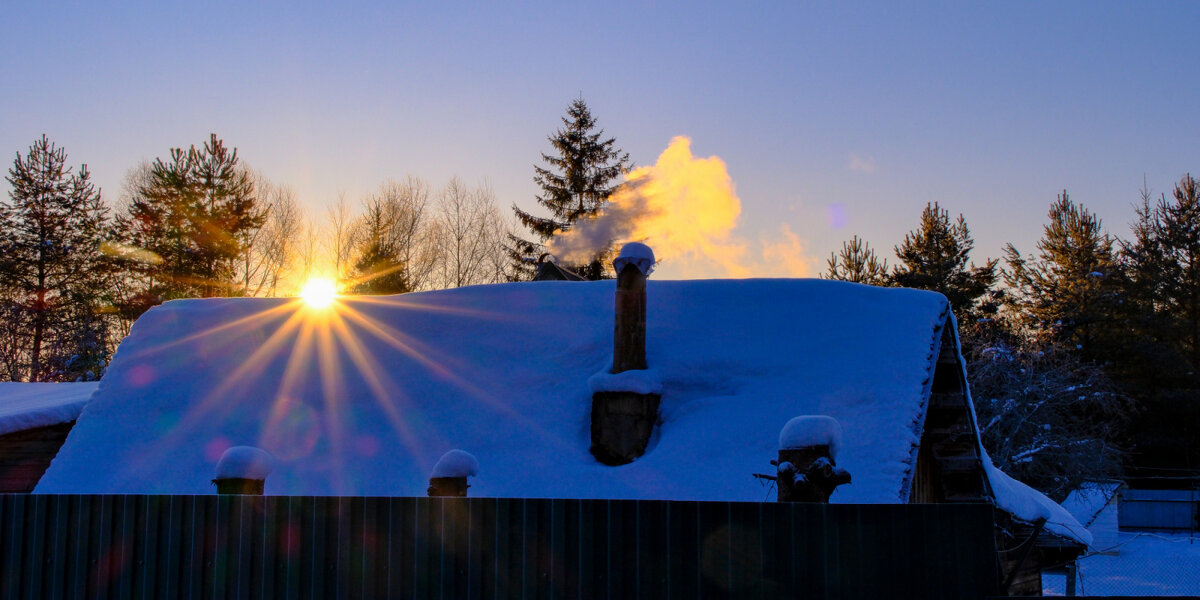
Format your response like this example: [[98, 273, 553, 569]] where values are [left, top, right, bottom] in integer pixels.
[[963, 319, 1136, 501]]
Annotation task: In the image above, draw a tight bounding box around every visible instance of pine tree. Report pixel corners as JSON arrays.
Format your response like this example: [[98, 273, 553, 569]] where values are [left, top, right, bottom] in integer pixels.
[[1003, 191, 1120, 359], [1123, 174, 1200, 373], [822, 235, 888, 284], [346, 193, 413, 296], [510, 99, 630, 280], [890, 203, 998, 318], [0, 136, 112, 381], [114, 134, 265, 312]]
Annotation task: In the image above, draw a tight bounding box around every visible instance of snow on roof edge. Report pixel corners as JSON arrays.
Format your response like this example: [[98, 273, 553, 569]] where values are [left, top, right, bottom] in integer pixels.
[[948, 313, 1093, 547], [0, 382, 99, 436], [896, 300, 951, 503]]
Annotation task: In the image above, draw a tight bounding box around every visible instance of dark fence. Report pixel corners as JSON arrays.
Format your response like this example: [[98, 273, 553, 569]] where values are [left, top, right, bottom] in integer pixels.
[[0, 495, 998, 600], [1119, 488, 1200, 530]]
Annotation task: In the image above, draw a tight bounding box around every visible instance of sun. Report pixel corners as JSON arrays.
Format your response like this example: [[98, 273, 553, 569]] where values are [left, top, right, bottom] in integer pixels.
[[300, 278, 338, 309]]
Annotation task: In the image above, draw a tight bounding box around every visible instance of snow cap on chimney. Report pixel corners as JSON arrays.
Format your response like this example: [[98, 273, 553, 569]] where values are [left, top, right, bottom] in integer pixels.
[[779, 415, 843, 460], [431, 449, 480, 479], [215, 446, 276, 481], [613, 242, 655, 276]]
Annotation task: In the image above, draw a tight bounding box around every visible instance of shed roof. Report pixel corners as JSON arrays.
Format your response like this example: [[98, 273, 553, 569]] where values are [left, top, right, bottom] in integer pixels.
[[0, 382, 98, 436], [35, 278, 1085, 541]]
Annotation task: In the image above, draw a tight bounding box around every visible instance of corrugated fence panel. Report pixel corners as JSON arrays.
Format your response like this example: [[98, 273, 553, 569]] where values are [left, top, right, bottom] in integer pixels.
[[0, 496, 998, 599], [1119, 488, 1199, 530]]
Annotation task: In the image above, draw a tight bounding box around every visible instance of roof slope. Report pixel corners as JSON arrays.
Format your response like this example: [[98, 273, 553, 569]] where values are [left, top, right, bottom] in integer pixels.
[[0, 382, 98, 436], [39, 279, 947, 501]]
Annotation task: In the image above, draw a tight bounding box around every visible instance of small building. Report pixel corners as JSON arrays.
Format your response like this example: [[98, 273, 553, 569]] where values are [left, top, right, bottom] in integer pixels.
[[34, 278, 1088, 595], [0, 382, 97, 493]]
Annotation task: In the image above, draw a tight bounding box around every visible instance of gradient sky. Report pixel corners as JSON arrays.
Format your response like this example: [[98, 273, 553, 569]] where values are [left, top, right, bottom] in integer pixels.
[[3, 2, 1198, 279]]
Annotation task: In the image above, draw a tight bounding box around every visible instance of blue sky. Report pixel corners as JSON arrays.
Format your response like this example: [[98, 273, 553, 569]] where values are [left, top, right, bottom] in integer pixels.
[[3, 2, 1197, 277]]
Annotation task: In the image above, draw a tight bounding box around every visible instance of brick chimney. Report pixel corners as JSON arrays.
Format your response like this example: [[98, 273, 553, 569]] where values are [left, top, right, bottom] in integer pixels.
[[590, 243, 661, 466]]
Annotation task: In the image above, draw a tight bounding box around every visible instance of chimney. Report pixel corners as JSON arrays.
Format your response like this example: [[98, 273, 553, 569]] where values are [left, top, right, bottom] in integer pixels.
[[774, 416, 851, 502], [590, 243, 661, 466], [427, 449, 479, 497], [213, 446, 274, 495], [611, 243, 653, 372]]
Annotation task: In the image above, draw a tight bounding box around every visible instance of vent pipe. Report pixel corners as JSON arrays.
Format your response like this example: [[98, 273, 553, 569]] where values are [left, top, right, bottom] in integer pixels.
[[611, 243, 653, 372], [590, 243, 661, 466], [774, 416, 851, 502], [212, 446, 274, 495], [427, 449, 479, 497]]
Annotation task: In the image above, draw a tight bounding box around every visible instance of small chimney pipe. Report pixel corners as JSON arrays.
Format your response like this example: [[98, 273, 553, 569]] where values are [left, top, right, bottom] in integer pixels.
[[610, 241, 654, 373], [427, 449, 478, 497], [612, 263, 648, 372], [775, 416, 851, 503], [590, 243, 660, 465], [213, 446, 274, 496]]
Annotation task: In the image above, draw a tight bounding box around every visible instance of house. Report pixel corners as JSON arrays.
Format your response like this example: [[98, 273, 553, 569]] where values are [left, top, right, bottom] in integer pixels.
[[0, 382, 97, 492], [34, 275, 1089, 595]]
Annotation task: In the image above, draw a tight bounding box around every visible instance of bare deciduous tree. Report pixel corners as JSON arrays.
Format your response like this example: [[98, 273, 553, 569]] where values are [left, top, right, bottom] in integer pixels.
[[433, 178, 511, 288], [964, 318, 1136, 501], [240, 175, 303, 297], [326, 193, 356, 284]]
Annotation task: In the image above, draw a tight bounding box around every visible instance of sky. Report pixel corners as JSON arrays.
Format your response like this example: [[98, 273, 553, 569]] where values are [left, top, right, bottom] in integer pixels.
[[2, 2, 1198, 279]]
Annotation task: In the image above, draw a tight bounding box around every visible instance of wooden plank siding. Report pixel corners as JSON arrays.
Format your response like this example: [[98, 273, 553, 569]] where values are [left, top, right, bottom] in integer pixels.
[[0, 422, 75, 494], [0, 496, 1000, 599]]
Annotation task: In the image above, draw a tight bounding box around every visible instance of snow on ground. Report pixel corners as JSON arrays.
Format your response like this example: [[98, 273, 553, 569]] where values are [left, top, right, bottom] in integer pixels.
[[34, 277, 1084, 544], [1044, 530, 1200, 596], [0, 382, 99, 436]]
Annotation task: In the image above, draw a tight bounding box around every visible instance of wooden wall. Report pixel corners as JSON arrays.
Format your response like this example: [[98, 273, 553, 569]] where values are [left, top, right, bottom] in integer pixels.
[[0, 422, 74, 494], [0, 495, 1000, 600]]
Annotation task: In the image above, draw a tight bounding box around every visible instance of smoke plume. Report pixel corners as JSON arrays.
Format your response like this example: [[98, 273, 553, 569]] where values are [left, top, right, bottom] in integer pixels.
[[548, 136, 747, 275], [548, 136, 816, 278]]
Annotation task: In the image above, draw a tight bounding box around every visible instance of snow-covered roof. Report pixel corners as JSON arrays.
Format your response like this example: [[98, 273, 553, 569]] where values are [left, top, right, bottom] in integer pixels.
[[35, 278, 1086, 543], [0, 382, 98, 436], [1061, 480, 1122, 528]]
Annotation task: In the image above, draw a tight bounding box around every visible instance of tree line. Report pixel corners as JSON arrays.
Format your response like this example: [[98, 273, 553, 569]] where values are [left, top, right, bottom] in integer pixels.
[[0, 99, 628, 386], [0, 134, 517, 383], [824, 182, 1200, 497], [7, 99, 1196, 495]]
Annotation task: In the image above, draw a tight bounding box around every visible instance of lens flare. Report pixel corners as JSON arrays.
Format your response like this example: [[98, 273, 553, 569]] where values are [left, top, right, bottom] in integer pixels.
[[300, 278, 338, 309]]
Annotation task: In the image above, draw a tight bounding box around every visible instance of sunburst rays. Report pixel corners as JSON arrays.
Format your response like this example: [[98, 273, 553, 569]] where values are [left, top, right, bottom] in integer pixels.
[[116, 289, 563, 495]]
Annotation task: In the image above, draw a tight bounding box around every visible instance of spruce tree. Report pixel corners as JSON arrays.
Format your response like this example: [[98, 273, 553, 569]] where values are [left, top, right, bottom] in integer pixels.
[[823, 235, 888, 284], [347, 197, 411, 295], [0, 136, 112, 381], [510, 99, 630, 280], [1123, 174, 1200, 372], [890, 203, 998, 318], [114, 134, 265, 311], [1003, 191, 1120, 360]]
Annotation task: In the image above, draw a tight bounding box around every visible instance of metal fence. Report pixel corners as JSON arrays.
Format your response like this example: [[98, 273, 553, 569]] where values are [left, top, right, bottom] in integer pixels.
[[1118, 489, 1200, 531], [1042, 530, 1200, 597], [0, 495, 999, 600]]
